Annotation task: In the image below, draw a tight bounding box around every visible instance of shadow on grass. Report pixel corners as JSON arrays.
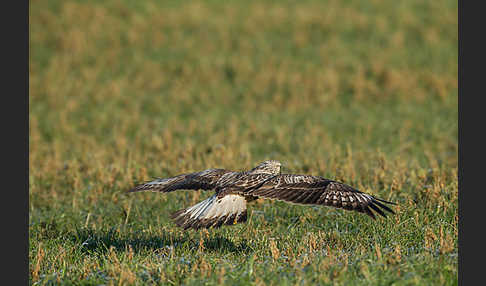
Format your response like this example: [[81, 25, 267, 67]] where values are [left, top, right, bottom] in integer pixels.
[[69, 227, 252, 255], [203, 235, 252, 253]]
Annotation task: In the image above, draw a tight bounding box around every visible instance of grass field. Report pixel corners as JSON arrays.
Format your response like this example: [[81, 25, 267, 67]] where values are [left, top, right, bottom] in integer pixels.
[[29, 0, 458, 285]]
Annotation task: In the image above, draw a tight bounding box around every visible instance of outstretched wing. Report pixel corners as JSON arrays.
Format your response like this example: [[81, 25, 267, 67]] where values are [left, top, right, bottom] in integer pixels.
[[247, 174, 396, 219], [126, 168, 232, 193]]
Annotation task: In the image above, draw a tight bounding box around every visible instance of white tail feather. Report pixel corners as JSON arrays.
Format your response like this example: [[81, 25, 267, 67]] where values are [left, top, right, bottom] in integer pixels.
[[171, 194, 248, 229]]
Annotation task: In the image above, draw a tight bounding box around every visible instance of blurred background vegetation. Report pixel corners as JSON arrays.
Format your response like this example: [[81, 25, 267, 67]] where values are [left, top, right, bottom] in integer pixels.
[[30, 0, 457, 284]]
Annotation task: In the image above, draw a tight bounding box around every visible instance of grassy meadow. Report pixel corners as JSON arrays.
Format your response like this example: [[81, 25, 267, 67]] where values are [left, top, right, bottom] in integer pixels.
[[29, 0, 458, 285]]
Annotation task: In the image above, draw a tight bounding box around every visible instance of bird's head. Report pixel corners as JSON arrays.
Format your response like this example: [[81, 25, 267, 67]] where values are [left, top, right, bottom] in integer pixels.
[[249, 160, 282, 175]]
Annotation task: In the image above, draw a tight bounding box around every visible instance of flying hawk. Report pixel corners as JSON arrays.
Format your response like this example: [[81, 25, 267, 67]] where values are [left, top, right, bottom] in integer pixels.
[[127, 160, 396, 230]]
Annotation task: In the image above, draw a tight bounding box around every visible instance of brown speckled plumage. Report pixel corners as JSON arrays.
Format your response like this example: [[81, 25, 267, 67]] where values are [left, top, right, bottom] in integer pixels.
[[127, 160, 396, 229]]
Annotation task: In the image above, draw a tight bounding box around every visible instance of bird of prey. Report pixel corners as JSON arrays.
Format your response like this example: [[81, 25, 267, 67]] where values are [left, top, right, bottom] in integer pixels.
[[127, 160, 396, 230]]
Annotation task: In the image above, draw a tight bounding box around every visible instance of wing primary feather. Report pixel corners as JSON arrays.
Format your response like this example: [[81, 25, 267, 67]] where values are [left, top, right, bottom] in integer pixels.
[[285, 190, 306, 202], [363, 206, 376, 219], [373, 197, 398, 205], [371, 198, 395, 214], [277, 189, 294, 200], [300, 190, 321, 204], [292, 190, 313, 204], [368, 202, 387, 218]]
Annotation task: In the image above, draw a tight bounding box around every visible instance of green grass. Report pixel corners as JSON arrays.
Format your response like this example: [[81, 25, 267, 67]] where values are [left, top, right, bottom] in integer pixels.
[[30, 0, 457, 285]]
